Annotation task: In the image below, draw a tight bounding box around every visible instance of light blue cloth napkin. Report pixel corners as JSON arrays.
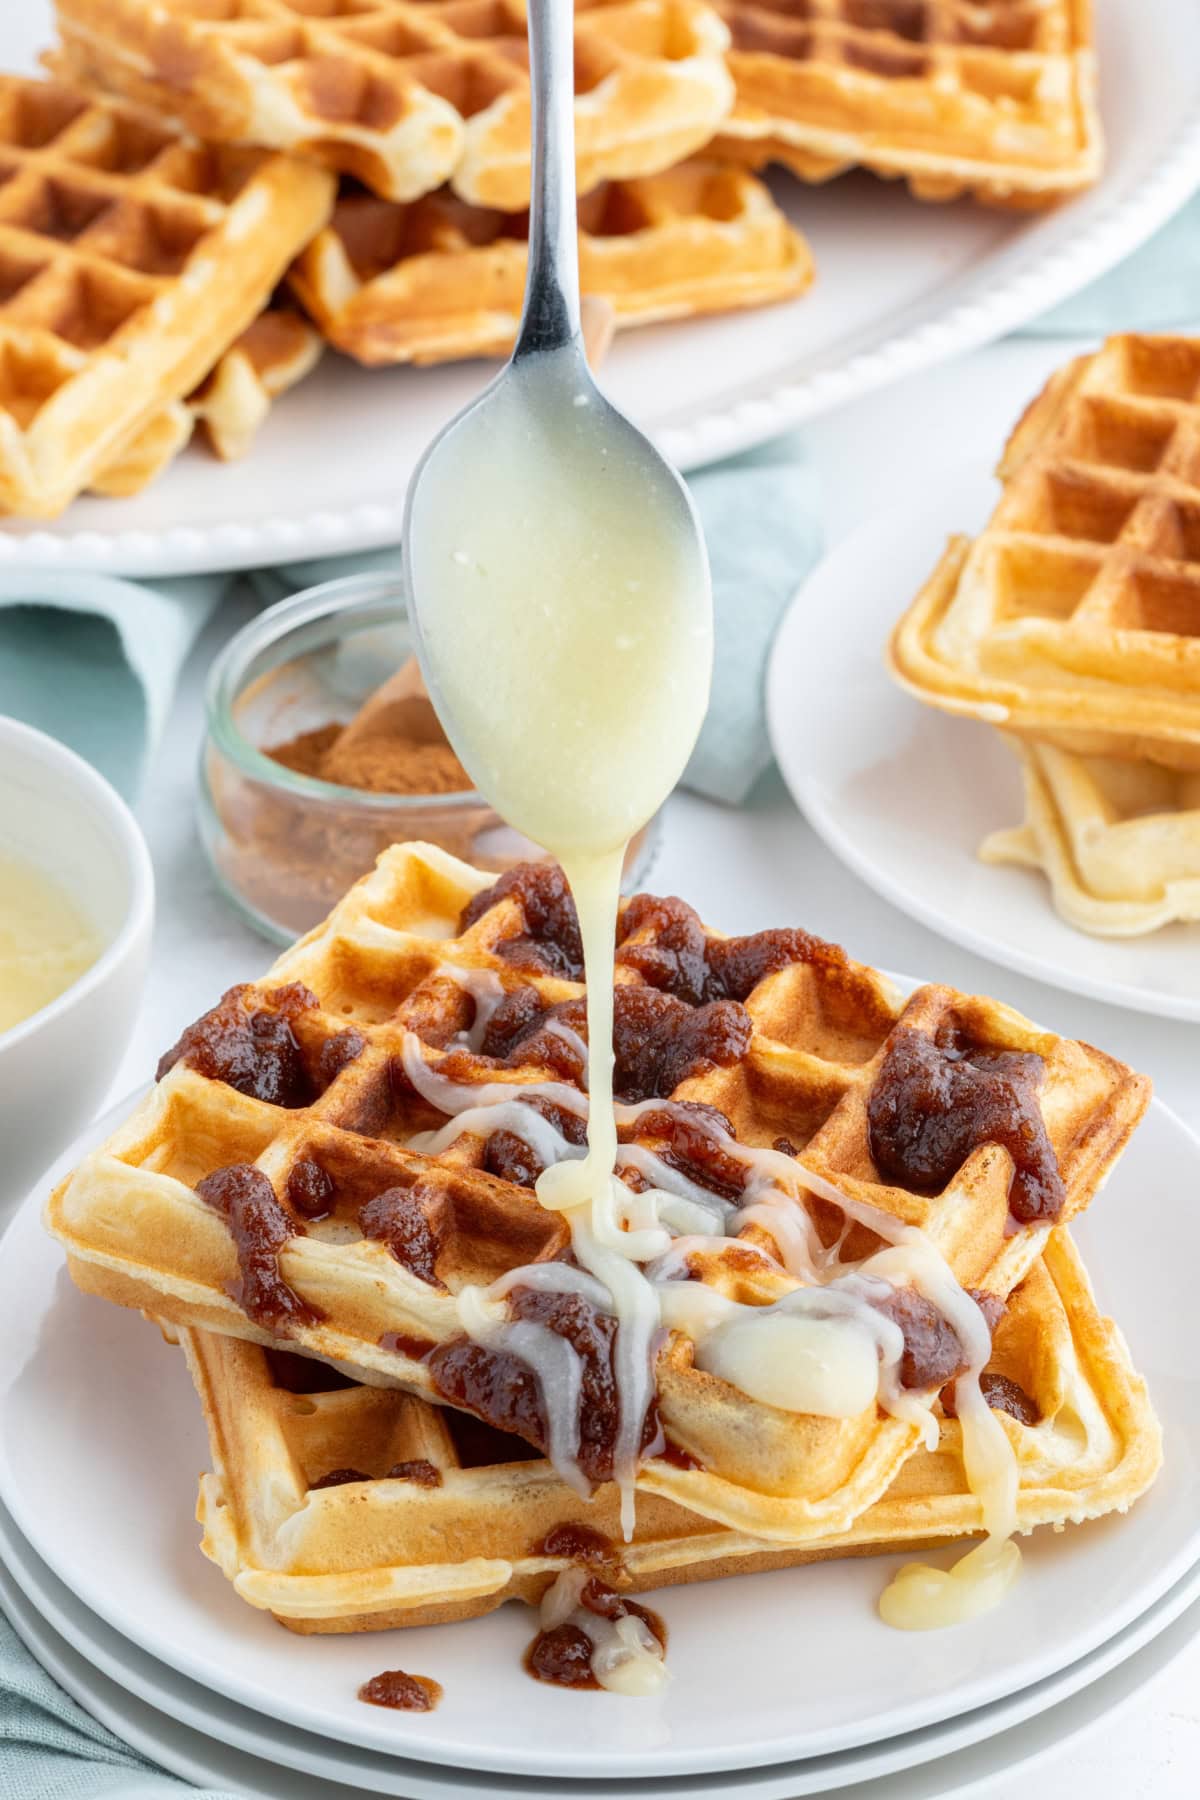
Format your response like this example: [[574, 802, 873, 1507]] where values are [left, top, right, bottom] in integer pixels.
[[0, 1611, 237, 1800], [0, 571, 224, 802], [1025, 192, 1200, 337]]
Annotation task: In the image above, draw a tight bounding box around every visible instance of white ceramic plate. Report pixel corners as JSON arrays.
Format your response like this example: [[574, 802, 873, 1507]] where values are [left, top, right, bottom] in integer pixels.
[[2, 1092, 1197, 1780], [4, 0, 1200, 575], [4, 1505, 1200, 1800], [766, 474, 1200, 1021]]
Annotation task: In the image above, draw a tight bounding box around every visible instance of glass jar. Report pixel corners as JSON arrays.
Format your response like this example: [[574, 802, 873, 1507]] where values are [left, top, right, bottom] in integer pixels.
[[199, 572, 659, 945]]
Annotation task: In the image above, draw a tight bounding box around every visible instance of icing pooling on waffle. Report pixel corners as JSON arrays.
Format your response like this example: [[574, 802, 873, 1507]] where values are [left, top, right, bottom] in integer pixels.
[[404, 1010, 1013, 1527]]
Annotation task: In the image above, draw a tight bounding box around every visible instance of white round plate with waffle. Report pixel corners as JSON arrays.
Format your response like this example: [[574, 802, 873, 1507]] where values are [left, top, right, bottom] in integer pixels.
[[2, 1086, 1199, 1783], [2, 0, 1200, 576], [767, 472, 1200, 1022]]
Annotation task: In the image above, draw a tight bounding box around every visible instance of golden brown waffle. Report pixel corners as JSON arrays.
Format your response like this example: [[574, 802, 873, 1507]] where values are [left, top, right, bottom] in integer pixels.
[[91, 303, 323, 499], [289, 162, 812, 367], [980, 740, 1200, 938], [0, 74, 333, 519], [186, 1230, 1160, 1631], [889, 336, 1200, 771], [708, 0, 1101, 207], [47, 842, 1149, 1541], [51, 0, 735, 210]]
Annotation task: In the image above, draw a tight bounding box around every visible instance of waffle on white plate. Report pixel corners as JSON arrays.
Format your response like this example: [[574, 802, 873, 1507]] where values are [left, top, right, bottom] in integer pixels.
[[0, 73, 333, 518], [980, 740, 1200, 938], [181, 1226, 1159, 1632], [289, 162, 813, 366], [51, 0, 735, 209], [709, 0, 1102, 207], [48, 842, 1149, 1543], [91, 300, 322, 498], [890, 335, 1200, 772]]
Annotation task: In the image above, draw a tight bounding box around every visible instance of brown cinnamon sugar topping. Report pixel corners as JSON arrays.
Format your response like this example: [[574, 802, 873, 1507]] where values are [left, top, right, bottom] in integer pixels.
[[429, 1287, 660, 1484], [872, 1284, 1004, 1391], [526, 1579, 666, 1690], [867, 1023, 1066, 1227], [157, 983, 320, 1107], [195, 1163, 320, 1334], [942, 1370, 1039, 1426], [386, 1459, 442, 1486], [461, 862, 584, 978], [440, 985, 751, 1105], [359, 1183, 449, 1291]]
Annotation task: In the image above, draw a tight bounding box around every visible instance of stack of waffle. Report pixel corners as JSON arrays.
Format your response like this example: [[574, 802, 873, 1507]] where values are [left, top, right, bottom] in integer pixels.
[[46, 843, 1159, 1651], [0, 0, 1103, 517], [890, 333, 1200, 937]]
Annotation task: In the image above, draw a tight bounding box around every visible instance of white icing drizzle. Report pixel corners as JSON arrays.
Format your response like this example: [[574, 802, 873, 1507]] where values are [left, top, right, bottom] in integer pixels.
[[400, 1031, 587, 1121], [538, 1568, 668, 1697], [456, 1283, 589, 1497], [437, 964, 508, 1051], [410, 1100, 585, 1174]]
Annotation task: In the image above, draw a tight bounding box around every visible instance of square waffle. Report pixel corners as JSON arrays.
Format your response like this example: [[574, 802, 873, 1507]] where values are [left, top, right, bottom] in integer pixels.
[[185, 1229, 1160, 1632], [708, 0, 1102, 208], [91, 300, 322, 498], [288, 162, 813, 366], [51, 0, 735, 210], [980, 740, 1200, 939], [889, 336, 1200, 771], [47, 842, 1150, 1543], [0, 74, 333, 519]]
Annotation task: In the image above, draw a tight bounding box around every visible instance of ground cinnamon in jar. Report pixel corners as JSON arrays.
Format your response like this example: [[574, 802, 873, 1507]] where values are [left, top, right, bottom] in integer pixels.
[[321, 732, 469, 795], [207, 656, 647, 939]]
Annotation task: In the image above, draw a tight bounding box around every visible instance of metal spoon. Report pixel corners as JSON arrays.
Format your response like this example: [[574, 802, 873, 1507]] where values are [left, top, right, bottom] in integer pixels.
[[401, 0, 713, 855]]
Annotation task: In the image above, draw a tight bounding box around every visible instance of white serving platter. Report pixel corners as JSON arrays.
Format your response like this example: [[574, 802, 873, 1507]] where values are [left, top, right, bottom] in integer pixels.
[[2, 0, 1200, 574]]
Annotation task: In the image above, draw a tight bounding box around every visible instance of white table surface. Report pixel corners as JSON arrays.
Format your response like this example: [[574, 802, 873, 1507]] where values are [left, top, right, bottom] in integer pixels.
[[95, 330, 1200, 1798]]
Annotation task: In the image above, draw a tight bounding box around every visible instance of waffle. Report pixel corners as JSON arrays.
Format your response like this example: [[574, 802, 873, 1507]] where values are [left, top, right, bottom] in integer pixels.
[[980, 740, 1200, 939], [0, 74, 334, 520], [289, 162, 811, 366], [91, 302, 323, 498], [889, 337, 1200, 771], [47, 842, 1149, 1542], [185, 1229, 1160, 1631], [51, 0, 735, 211], [708, 0, 1101, 208]]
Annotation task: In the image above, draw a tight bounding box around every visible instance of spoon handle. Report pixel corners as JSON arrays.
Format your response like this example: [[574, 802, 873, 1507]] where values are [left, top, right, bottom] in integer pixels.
[[515, 0, 582, 359]]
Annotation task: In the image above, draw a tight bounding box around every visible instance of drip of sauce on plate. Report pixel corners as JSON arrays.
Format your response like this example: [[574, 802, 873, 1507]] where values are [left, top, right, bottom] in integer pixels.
[[527, 1567, 668, 1696], [0, 854, 100, 1035], [358, 1670, 442, 1712]]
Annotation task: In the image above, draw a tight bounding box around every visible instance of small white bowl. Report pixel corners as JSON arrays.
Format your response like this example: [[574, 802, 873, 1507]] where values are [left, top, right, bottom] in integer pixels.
[[0, 719, 154, 1212]]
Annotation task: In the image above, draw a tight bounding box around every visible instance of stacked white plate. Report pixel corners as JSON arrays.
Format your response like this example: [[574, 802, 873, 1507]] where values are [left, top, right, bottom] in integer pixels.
[[2, 1086, 1200, 1799]]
